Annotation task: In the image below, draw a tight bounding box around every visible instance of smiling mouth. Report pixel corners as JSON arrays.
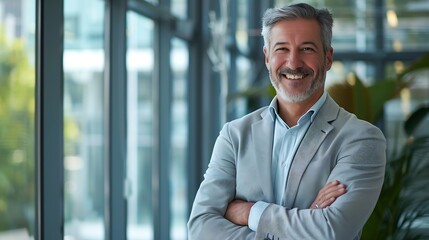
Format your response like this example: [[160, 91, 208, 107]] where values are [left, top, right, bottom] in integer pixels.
[[282, 73, 307, 80], [279, 68, 312, 80]]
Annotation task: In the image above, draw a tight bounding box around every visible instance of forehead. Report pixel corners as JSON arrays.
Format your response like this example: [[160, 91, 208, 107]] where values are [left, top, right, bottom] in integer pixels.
[[270, 18, 322, 45]]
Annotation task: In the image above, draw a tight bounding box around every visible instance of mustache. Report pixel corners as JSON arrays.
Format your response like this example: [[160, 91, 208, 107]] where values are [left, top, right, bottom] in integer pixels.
[[278, 67, 313, 76]]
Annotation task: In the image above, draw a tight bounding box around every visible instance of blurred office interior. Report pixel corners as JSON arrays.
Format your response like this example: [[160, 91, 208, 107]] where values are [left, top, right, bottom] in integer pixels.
[[0, 0, 428, 239]]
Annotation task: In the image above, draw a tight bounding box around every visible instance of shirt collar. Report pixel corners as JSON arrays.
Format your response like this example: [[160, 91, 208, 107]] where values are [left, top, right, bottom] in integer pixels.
[[268, 91, 327, 124]]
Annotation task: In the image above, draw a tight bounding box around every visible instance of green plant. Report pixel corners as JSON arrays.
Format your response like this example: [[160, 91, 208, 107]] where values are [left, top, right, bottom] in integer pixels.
[[327, 53, 429, 124], [0, 27, 35, 231], [362, 105, 429, 240]]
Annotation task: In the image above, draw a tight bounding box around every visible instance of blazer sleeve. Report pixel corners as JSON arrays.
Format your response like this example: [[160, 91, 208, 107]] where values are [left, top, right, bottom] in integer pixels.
[[255, 120, 387, 240], [187, 123, 255, 240]]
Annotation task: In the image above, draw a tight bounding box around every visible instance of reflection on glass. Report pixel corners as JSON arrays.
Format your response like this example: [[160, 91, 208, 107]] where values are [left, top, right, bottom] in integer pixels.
[[233, 56, 251, 117], [0, 0, 35, 238], [236, 0, 249, 53], [144, 0, 158, 5], [275, 0, 376, 51], [326, 61, 376, 88], [126, 12, 154, 240], [171, 0, 187, 19], [63, 0, 105, 239], [385, 2, 429, 51], [170, 38, 189, 240], [383, 62, 429, 159]]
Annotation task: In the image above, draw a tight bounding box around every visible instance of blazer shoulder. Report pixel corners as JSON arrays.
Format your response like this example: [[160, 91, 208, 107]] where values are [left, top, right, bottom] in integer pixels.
[[335, 106, 386, 141], [228, 106, 269, 128], [322, 95, 386, 141]]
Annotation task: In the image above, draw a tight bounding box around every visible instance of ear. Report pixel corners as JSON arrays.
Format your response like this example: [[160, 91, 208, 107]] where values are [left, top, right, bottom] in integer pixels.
[[263, 47, 269, 69], [325, 47, 334, 71]]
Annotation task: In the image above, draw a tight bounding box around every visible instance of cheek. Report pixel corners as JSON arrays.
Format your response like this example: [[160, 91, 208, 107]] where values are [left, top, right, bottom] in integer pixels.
[[269, 56, 283, 71], [307, 57, 325, 72]]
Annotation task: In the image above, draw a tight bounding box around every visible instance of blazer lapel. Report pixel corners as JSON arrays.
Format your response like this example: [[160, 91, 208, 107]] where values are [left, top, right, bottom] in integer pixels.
[[252, 109, 275, 202], [283, 96, 339, 208]]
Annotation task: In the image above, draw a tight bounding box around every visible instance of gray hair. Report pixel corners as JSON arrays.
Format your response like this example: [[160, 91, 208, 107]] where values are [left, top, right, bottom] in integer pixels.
[[261, 3, 333, 53]]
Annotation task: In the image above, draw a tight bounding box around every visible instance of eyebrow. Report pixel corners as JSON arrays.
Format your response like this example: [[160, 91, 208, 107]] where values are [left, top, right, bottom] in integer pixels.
[[272, 41, 320, 50], [302, 41, 320, 50]]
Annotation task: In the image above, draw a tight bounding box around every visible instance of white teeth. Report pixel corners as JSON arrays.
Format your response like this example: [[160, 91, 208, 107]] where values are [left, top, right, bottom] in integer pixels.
[[285, 74, 304, 79]]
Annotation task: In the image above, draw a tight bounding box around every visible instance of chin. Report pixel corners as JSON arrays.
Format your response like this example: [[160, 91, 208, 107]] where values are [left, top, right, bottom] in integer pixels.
[[277, 89, 310, 103]]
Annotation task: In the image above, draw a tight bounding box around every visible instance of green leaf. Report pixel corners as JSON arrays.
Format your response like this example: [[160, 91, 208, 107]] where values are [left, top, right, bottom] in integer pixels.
[[404, 105, 429, 137], [366, 79, 404, 123], [398, 52, 429, 80], [351, 73, 371, 122]]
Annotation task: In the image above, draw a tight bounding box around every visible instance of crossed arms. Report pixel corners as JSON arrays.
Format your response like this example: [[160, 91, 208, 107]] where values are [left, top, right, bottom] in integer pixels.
[[224, 180, 346, 226], [188, 113, 386, 239]]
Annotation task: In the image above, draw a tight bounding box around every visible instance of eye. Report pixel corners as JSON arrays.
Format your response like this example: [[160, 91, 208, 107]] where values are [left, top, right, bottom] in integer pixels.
[[302, 47, 315, 52], [275, 47, 288, 52]]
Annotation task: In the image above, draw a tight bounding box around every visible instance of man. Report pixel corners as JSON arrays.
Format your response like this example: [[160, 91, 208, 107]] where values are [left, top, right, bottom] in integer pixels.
[[188, 3, 386, 240]]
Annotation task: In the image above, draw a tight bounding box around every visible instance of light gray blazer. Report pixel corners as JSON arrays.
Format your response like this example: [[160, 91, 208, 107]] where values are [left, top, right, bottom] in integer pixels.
[[188, 95, 386, 240]]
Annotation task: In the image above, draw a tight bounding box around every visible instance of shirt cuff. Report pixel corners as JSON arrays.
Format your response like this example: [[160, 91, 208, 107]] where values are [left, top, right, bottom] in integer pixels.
[[248, 201, 269, 231]]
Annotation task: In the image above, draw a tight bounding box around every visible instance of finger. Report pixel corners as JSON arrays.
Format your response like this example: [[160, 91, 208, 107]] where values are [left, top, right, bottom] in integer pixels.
[[323, 184, 347, 199], [315, 181, 341, 202], [314, 182, 346, 207], [317, 185, 347, 208], [323, 187, 346, 203], [322, 182, 346, 196], [319, 184, 346, 203], [319, 180, 340, 195]]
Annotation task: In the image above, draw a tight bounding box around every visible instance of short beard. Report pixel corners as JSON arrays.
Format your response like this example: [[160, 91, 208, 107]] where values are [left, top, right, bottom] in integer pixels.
[[269, 66, 325, 103]]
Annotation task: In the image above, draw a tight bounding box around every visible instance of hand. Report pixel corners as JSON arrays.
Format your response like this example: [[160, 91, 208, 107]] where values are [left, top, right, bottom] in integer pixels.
[[311, 180, 346, 209], [224, 199, 255, 226]]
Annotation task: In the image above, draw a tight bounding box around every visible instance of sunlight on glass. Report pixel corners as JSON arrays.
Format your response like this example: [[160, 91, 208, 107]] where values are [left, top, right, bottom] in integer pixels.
[[170, 38, 189, 240], [126, 11, 154, 240], [63, 0, 105, 239]]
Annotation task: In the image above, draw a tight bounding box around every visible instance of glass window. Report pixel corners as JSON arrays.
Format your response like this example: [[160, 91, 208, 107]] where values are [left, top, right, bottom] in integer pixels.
[[384, 61, 429, 156], [235, 0, 249, 53], [0, 0, 36, 238], [63, 0, 105, 239], [326, 60, 377, 88], [275, 0, 376, 51], [143, 0, 158, 5], [169, 37, 189, 240], [384, 1, 429, 51], [126, 12, 154, 240], [231, 56, 252, 117], [171, 0, 187, 19]]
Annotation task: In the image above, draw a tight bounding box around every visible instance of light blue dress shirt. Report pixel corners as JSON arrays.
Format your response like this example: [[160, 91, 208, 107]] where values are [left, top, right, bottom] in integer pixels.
[[248, 92, 328, 231]]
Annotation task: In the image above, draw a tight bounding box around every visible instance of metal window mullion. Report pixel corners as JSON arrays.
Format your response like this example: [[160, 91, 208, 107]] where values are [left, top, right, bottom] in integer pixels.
[[186, 0, 204, 213], [36, 0, 64, 239], [153, 20, 173, 240], [104, 0, 127, 239]]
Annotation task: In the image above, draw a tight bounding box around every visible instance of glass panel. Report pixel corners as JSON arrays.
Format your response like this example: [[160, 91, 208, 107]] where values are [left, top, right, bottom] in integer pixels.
[[170, 38, 188, 240], [236, 0, 249, 53], [384, 1, 429, 51], [126, 12, 154, 240], [275, 0, 376, 51], [232, 56, 251, 117], [326, 60, 376, 88], [63, 0, 105, 239], [143, 0, 158, 5], [171, 0, 187, 19], [0, 0, 36, 238], [384, 61, 429, 155]]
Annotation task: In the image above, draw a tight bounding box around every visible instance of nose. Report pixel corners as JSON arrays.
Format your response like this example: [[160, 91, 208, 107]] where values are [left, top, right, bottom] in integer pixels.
[[285, 50, 303, 70]]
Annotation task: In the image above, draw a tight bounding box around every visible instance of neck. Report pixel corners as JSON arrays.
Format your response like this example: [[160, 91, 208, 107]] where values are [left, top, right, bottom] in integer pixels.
[[277, 91, 323, 127]]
